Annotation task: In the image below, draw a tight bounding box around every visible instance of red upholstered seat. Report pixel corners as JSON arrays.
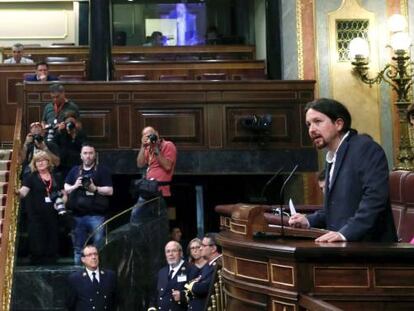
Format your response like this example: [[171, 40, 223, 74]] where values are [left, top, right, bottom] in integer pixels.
[[159, 74, 188, 81], [120, 74, 147, 81], [389, 170, 414, 242], [197, 73, 227, 80]]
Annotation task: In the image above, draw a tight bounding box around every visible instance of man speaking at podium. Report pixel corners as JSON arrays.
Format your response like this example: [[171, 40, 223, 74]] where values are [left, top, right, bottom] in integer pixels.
[[289, 98, 397, 243]]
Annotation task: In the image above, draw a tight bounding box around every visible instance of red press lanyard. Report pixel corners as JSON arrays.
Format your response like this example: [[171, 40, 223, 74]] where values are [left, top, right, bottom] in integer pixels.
[[53, 101, 64, 117], [40, 175, 53, 196]]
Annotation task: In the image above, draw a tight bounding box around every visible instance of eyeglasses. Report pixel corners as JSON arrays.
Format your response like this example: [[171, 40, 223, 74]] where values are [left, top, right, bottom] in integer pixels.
[[82, 252, 98, 257], [200, 243, 214, 248]]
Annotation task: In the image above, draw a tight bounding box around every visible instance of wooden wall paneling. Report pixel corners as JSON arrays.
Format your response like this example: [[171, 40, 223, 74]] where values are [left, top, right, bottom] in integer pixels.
[[2, 45, 256, 63], [0, 63, 86, 142], [113, 60, 266, 81], [207, 103, 224, 149], [136, 107, 205, 148], [0, 65, 32, 126], [132, 90, 205, 103], [225, 104, 299, 148], [117, 105, 132, 148], [80, 107, 115, 148], [17, 80, 316, 152]]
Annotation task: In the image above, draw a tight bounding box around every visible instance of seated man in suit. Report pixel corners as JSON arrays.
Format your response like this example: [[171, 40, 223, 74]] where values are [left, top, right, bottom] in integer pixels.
[[4, 43, 34, 64], [66, 245, 117, 311], [148, 240, 196, 311], [25, 62, 58, 82], [289, 98, 397, 243], [181, 233, 222, 311]]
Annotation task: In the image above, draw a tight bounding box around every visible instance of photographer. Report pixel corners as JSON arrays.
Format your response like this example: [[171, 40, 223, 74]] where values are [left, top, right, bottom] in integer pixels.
[[54, 112, 87, 178], [16, 151, 67, 265], [42, 84, 79, 130], [20, 121, 60, 180], [64, 143, 113, 265], [131, 126, 177, 223]]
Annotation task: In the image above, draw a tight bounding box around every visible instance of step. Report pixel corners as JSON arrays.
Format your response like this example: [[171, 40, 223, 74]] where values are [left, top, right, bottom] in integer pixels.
[[0, 171, 9, 183], [0, 160, 11, 171], [0, 194, 6, 206], [0, 150, 12, 161], [0, 182, 8, 195]]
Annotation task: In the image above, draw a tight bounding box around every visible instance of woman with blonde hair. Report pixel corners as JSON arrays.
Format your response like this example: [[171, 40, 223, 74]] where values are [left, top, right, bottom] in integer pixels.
[[187, 237, 207, 270], [16, 150, 66, 264]]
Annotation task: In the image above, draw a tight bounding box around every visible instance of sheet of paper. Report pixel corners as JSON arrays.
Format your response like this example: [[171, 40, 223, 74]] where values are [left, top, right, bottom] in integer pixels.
[[289, 198, 296, 215]]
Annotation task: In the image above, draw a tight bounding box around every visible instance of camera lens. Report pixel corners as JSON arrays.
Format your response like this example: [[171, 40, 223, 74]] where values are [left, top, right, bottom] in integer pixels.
[[148, 133, 158, 143], [33, 134, 43, 143], [66, 121, 75, 131], [81, 177, 91, 190]]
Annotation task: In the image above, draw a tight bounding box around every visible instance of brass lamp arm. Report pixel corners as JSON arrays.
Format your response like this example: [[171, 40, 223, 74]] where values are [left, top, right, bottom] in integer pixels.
[[351, 61, 392, 86]]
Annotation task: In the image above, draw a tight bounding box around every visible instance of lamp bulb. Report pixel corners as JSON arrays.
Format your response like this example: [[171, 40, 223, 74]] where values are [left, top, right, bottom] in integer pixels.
[[390, 32, 411, 51], [349, 37, 370, 59], [388, 14, 408, 32]]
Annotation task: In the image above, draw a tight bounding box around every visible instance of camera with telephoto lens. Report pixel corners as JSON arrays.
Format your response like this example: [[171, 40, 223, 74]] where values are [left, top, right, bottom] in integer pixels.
[[33, 134, 44, 144], [49, 190, 66, 215], [44, 124, 55, 142], [148, 133, 158, 144], [66, 121, 76, 131]]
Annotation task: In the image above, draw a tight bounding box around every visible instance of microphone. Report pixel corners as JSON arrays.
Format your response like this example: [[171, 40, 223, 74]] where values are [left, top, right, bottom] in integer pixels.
[[279, 164, 299, 236], [259, 166, 284, 202], [250, 166, 284, 204]]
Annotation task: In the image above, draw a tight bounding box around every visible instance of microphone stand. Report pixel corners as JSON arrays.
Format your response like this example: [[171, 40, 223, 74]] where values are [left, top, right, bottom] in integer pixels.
[[260, 166, 284, 201], [278, 164, 299, 237]]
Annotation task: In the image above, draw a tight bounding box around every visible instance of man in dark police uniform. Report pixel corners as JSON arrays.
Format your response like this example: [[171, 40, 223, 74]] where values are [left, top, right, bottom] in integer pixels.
[[66, 245, 117, 311]]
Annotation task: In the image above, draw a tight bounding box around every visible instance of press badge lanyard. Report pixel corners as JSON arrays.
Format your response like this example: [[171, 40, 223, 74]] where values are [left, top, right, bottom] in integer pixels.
[[40, 175, 53, 202], [53, 100, 65, 123]]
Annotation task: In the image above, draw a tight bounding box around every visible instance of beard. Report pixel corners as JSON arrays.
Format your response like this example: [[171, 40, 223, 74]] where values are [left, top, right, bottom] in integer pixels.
[[311, 135, 327, 149]]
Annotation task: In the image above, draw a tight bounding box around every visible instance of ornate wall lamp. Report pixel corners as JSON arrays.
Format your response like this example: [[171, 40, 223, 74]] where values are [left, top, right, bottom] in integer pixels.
[[349, 14, 414, 170]]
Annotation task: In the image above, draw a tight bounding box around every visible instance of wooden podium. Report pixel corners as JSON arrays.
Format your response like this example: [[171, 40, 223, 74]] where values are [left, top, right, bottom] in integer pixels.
[[216, 204, 414, 311]]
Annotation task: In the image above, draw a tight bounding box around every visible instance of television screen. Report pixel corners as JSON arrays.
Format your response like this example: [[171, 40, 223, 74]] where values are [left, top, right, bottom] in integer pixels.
[[145, 3, 206, 46]]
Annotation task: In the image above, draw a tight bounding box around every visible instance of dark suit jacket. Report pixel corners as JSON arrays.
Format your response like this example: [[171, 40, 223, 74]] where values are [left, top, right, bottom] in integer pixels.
[[188, 257, 221, 311], [307, 130, 397, 242], [66, 268, 117, 311], [150, 261, 196, 311], [25, 74, 58, 81]]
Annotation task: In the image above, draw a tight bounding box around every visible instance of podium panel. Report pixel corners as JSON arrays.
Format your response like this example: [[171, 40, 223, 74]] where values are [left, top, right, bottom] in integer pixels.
[[216, 204, 414, 311]]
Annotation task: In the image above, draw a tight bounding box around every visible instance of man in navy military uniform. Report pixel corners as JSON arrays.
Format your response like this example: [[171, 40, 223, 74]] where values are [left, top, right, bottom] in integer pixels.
[[148, 240, 196, 311], [66, 245, 117, 311], [184, 233, 222, 311]]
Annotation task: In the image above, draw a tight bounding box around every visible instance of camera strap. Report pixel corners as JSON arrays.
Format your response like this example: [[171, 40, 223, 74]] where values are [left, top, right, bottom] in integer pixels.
[[77, 163, 97, 178]]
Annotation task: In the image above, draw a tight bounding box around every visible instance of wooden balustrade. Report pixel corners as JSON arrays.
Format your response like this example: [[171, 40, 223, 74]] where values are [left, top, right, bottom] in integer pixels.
[[0, 105, 22, 311], [113, 59, 266, 81]]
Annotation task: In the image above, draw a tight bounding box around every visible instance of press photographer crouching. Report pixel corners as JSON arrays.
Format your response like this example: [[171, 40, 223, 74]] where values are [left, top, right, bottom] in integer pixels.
[[53, 112, 87, 178], [20, 122, 60, 180], [131, 126, 177, 223], [64, 143, 113, 265], [16, 151, 67, 265]]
